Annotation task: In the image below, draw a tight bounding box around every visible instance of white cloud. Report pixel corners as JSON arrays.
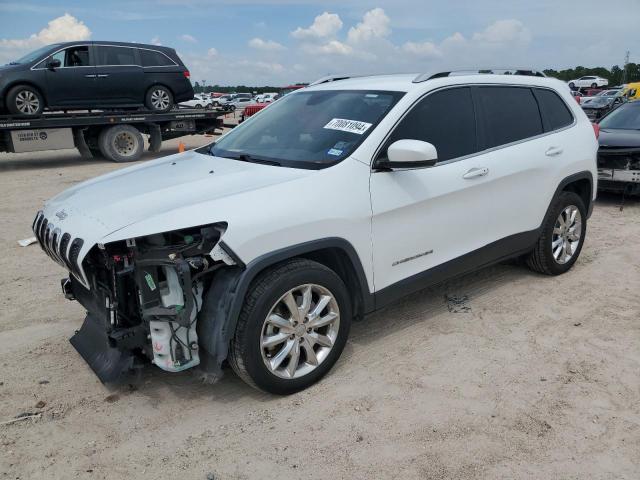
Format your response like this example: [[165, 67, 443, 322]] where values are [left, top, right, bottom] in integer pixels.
[[207, 47, 218, 57], [347, 8, 391, 43], [291, 12, 343, 40], [302, 40, 353, 56], [248, 37, 285, 51], [472, 19, 531, 45], [0, 13, 90, 49], [150, 36, 162, 46], [402, 41, 442, 58], [180, 34, 198, 43]]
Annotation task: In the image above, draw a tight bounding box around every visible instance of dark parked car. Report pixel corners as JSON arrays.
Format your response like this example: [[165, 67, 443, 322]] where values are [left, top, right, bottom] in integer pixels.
[[596, 100, 640, 194], [0, 41, 194, 115], [581, 95, 619, 121]]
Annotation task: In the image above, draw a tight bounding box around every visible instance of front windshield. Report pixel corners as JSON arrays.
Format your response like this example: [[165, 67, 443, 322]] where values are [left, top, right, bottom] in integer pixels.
[[210, 89, 404, 168], [599, 103, 640, 129], [11, 44, 60, 65]]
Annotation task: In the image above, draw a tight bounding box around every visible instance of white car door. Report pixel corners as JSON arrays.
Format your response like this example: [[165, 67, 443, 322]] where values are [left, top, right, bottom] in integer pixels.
[[370, 85, 549, 294]]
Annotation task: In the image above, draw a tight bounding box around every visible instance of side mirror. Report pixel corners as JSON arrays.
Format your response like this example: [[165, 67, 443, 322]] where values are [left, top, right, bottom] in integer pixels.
[[377, 139, 438, 169], [47, 58, 61, 69]]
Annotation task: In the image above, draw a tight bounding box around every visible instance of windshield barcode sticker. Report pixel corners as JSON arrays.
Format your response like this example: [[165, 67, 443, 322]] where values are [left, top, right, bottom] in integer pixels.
[[323, 118, 373, 135]]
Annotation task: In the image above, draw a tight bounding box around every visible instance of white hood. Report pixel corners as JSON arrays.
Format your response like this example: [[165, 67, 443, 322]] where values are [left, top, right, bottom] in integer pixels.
[[39, 149, 312, 282]]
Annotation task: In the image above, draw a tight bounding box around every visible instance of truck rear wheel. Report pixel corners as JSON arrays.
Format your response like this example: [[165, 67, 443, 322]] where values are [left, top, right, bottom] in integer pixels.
[[98, 125, 144, 162]]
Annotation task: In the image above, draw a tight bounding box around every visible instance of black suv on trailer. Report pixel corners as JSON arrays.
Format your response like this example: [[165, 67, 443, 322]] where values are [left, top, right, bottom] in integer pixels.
[[0, 41, 194, 115]]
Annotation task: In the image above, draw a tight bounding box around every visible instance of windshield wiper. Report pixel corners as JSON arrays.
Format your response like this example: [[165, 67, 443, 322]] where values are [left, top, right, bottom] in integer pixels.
[[6, 62, 20, 65], [221, 152, 282, 166]]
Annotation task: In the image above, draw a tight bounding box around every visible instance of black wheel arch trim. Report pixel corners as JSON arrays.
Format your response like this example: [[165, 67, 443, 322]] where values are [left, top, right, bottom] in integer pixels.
[[227, 237, 373, 320], [549, 170, 594, 219], [198, 237, 373, 377]]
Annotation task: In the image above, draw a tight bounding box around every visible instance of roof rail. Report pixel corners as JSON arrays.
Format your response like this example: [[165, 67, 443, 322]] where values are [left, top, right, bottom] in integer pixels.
[[413, 68, 547, 83], [308, 74, 365, 87]]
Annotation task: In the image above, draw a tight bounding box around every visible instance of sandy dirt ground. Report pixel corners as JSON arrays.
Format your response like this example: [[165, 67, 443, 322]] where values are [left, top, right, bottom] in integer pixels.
[[0, 133, 639, 480]]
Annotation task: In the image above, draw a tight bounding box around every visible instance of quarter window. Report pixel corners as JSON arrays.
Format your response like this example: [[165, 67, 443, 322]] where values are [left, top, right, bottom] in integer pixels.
[[533, 88, 573, 131], [477, 86, 543, 149], [382, 87, 478, 162], [95, 46, 137, 66], [138, 49, 175, 67]]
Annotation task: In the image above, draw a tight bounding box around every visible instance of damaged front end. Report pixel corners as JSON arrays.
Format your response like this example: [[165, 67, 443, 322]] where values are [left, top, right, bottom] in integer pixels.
[[597, 147, 640, 194], [48, 221, 239, 383]]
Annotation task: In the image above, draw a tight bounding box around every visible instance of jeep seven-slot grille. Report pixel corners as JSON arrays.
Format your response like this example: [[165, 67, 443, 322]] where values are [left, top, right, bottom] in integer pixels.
[[32, 211, 84, 275]]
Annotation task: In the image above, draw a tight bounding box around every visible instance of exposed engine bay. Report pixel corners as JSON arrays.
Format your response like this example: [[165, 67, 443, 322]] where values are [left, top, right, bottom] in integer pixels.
[[52, 222, 238, 382]]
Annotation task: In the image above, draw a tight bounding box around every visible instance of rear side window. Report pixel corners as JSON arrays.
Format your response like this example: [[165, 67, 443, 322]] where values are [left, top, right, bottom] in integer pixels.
[[477, 86, 543, 148], [534, 88, 574, 131], [95, 46, 137, 66], [139, 49, 175, 67], [383, 87, 478, 162]]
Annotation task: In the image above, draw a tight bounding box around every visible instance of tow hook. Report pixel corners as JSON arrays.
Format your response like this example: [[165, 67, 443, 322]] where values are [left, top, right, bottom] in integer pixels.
[[60, 278, 75, 301]]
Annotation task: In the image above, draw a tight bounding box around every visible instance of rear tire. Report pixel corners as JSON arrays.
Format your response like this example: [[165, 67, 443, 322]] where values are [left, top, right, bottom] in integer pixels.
[[6, 84, 44, 116], [568, 82, 575, 89], [98, 125, 144, 163], [229, 259, 352, 394], [145, 85, 173, 112], [526, 191, 587, 275]]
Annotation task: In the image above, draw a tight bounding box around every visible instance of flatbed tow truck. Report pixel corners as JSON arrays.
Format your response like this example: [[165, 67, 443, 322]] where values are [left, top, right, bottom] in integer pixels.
[[0, 107, 230, 162]]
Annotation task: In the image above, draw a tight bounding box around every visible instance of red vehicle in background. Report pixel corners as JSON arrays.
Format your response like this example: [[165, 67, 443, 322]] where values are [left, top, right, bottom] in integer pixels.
[[240, 103, 268, 122]]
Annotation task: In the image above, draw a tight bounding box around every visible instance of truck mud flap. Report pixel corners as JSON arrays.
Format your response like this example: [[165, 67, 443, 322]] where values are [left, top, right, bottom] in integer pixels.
[[70, 313, 135, 383]]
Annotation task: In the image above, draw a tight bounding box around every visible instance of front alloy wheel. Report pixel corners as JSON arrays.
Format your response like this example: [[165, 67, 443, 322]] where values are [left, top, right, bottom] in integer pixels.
[[229, 258, 352, 394], [261, 284, 340, 379], [16, 90, 40, 115]]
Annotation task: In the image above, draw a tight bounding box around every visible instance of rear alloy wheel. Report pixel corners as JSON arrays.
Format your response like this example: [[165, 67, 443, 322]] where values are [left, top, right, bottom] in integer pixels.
[[526, 191, 586, 275], [145, 86, 173, 112], [551, 205, 582, 265], [98, 125, 144, 163], [229, 259, 351, 394], [6, 85, 44, 116], [568, 82, 575, 89]]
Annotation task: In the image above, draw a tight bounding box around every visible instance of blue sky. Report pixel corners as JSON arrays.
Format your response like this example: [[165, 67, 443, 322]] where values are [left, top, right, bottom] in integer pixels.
[[1, 0, 638, 86]]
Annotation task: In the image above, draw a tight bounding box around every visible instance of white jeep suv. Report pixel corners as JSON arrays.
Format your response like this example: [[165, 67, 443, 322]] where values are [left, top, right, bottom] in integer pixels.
[[33, 70, 598, 394]]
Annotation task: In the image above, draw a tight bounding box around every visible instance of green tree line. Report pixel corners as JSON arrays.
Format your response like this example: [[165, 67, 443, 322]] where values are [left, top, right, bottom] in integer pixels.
[[544, 64, 640, 85]]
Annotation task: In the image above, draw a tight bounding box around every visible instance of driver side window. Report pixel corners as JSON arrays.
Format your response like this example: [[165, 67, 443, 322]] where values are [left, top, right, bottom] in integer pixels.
[[52, 46, 90, 67]]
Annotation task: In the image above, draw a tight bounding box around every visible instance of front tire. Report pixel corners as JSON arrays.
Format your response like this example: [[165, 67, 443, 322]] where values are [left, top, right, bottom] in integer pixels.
[[145, 86, 173, 112], [526, 191, 587, 275], [6, 85, 44, 116], [591, 83, 597, 89], [229, 259, 352, 394]]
